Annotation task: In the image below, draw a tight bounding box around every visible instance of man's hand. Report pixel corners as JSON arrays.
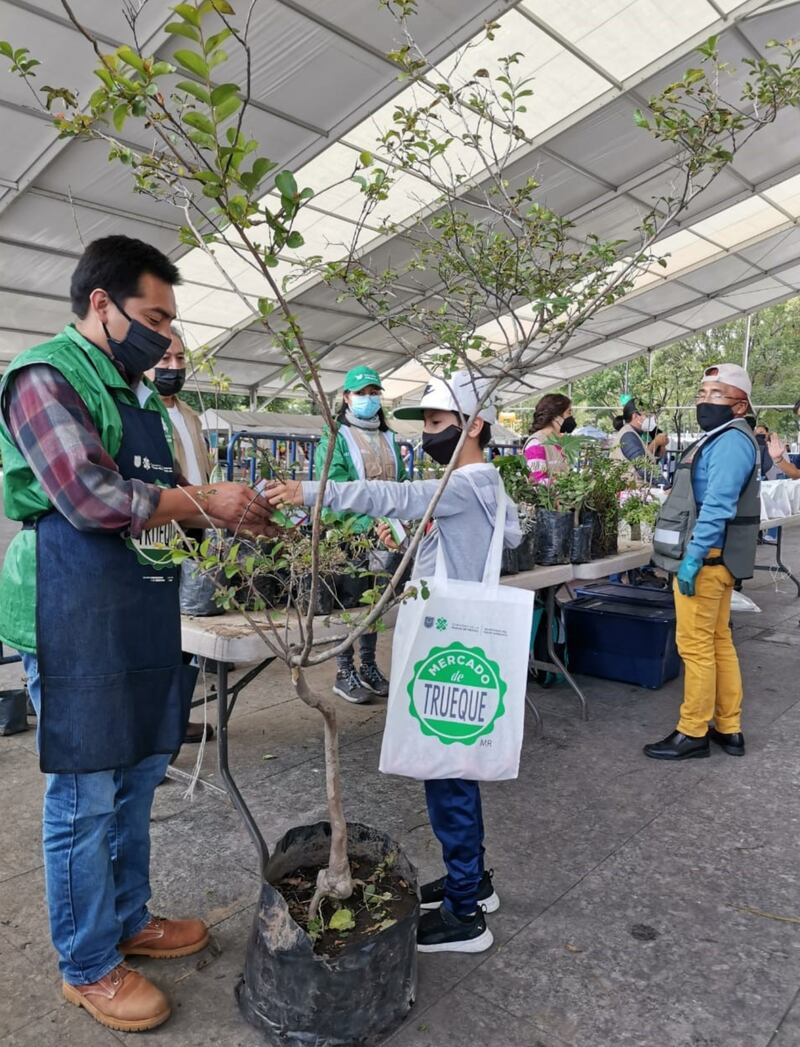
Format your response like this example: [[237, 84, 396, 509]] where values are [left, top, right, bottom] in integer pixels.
[[376, 520, 399, 551], [264, 480, 304, 508], [767, 432, 786, 463], [197, 482, 275, 533], [652, 432, 668, 452], [676, 555, 702, 597]]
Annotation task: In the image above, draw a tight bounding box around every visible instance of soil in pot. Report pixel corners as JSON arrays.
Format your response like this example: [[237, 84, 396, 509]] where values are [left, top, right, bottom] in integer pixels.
[[275, 853, 416, 958], [237, 821, 419, 1047]]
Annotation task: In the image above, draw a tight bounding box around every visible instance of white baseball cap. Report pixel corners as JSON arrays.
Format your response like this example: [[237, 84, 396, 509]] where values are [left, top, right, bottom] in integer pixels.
[[394, 370, 498, 423], [702, 363, 752, 398]]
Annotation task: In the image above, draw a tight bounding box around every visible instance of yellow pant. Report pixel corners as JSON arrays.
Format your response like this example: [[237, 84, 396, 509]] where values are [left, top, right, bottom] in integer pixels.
[[673, 549, 743, 737]]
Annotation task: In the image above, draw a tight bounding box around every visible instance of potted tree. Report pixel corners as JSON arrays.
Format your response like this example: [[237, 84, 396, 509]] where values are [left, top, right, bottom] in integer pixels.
[[5, 2, 800, 1041]]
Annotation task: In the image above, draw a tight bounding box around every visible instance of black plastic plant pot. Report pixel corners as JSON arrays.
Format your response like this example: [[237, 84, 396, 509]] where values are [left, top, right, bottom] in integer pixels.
[[535, 509, 573, 565], [570, 522, 593, 564], [500, 545, 519, 576], [580, 509, 618, 559], [515, 518, 537, 572], [236, 821, 419, 1047]]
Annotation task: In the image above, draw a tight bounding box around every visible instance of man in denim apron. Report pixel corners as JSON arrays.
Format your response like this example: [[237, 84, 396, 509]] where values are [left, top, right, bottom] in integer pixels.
[[0, 236, 274, 1032]]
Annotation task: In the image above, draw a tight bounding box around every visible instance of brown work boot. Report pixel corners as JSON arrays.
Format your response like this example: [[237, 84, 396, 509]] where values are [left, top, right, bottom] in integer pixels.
[[119, 915, 209, 959], [62, 964, 171, 1032]]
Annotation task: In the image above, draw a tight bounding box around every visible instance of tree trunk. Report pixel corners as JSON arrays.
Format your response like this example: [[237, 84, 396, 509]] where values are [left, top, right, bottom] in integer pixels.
[[291, 667, 353, 917]]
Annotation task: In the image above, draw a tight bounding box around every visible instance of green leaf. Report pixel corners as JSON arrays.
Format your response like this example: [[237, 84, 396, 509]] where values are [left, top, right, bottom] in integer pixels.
[[165, 21, 201, 42], [183, 110, 215, 134], [274, 170, 298, 198], [112, 102, 128, 131], [208, 49, 228, 71], [116, 45, 145, 73], [176, 79, 210, 104], [201, 0, 235, 13], [150, 61, 175, 77], [174, 49, 209, 79], [359, 150, 373, 167], [633, 108, 650, 129], [215, 94, 241, 122], [286, 231, 304, 249], [210, 82, 238, 106], [95, 67, 114, 90], [174, 3, 201, 26], [205, 28, 232, 54], [328, 908, 355, 932], [0, 41, 13, 59], [188, 129, 216, 150]]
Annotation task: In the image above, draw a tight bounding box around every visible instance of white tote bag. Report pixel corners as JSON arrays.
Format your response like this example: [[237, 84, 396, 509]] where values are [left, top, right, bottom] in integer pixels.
[[379, 481, 535, 782]]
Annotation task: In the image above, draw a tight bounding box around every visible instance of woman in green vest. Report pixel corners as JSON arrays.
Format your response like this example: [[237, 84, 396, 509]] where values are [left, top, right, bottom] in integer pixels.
[[315, 365, 407, 703]]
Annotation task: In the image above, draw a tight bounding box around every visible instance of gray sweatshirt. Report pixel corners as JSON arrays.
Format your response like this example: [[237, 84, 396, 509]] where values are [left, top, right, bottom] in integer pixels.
[[302, 462, 522, 583]]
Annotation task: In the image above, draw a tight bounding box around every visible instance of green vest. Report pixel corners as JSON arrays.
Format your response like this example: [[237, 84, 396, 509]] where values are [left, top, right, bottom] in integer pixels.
[[0, 325, 173, 653]]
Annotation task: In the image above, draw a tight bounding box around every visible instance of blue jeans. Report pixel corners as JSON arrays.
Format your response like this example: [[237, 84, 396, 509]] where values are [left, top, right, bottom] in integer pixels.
[[23, 654, 169, 985], [424, 778, 485, 917]]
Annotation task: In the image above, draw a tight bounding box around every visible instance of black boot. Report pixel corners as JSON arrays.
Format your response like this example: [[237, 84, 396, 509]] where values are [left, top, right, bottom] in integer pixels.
[[709, 726, 745, 756], [643, 730, 709, 760]]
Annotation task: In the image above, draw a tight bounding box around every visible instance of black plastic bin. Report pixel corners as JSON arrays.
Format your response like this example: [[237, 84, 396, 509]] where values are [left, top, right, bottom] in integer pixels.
[[564, 591, 680, 690]]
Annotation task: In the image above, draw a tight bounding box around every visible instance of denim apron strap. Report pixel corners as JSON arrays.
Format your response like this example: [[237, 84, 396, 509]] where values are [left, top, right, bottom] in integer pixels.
[[36, 400, 196, 773]]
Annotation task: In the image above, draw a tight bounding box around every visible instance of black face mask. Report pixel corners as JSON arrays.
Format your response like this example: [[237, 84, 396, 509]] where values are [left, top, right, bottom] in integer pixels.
[[102, 297, 172, 378], [153, 368, 186, 397], [756, 433, 767, 446], [696, 402, 735, 432], [422, 424, 463, 465], [559, 416, 577, 434]]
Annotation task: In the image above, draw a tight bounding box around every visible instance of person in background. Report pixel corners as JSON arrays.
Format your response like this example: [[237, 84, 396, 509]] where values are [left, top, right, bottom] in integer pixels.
[[146, 326, 215, 745], [315, 365, 407, 704], [522, 393, 575, 483], [610, 398, 667, 482], [267, 370, 520, 953], [767, 401, 800, 478], [647, 363, 759, 761], [0, 235, 274, 1032], [399, 441, 413, 476]]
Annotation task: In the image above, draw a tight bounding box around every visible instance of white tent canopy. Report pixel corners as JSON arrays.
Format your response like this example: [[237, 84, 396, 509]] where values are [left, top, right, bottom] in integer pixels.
[[1, 0, 799, 405]]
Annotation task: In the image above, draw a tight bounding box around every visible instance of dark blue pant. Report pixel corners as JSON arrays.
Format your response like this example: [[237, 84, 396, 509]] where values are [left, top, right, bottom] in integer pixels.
[[424, 778, 485, 917]]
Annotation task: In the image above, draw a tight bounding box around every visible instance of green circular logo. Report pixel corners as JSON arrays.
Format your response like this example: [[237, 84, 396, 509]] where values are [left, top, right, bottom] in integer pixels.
[[407, 642, 507, 746]]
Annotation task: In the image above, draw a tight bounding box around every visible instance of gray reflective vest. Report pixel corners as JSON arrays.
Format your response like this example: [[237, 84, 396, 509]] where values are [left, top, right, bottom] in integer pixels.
[[652, 418, 760, 579]]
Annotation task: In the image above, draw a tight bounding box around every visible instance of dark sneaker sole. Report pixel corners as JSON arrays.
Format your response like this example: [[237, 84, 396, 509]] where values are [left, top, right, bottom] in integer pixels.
[[417, 926, 494, 954], [643, 748, 709, 760], [62, 984, 171, 1032], [332, 684, 372, 705], [421, 890, 500, 914], [359, 680, 389, 696]]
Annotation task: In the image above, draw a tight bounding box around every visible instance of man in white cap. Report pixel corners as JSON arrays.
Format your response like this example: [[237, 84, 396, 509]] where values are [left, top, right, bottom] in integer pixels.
[[647, 363, 759, 760], [266, 370, 521, 953]]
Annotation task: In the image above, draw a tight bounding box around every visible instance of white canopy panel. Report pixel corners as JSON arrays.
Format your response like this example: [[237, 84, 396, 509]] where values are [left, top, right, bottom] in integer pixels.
[[1, 0, 799, 408]]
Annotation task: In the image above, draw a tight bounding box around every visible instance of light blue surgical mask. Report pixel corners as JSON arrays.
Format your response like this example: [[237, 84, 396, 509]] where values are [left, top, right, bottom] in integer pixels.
[[351, 394, 382, 420]]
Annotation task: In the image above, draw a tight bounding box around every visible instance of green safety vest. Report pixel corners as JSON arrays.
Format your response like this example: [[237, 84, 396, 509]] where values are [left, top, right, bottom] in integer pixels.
[[0, 324, 173, 653]]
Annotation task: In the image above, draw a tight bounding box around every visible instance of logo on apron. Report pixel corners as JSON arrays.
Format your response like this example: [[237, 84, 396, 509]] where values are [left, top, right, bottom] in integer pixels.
[[406, 641, 507, 746]]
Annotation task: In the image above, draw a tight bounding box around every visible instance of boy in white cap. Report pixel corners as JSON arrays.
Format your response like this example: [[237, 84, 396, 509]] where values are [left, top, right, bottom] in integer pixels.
[[268, 370, 521, 952], [647, 363, 759, 760]]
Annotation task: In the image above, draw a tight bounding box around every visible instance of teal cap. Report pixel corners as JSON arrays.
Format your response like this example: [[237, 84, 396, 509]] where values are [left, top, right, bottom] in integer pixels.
[[343, 366, 383, 392]]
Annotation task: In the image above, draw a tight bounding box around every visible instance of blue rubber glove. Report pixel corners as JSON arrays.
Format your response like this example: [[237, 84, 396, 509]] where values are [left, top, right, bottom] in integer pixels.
[[676, 555, 703, 597]]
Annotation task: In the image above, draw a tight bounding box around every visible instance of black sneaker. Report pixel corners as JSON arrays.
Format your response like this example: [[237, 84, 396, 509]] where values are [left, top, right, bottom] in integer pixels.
[[417, 905, 493, 954], [358, 662, 390, 697], [420, 870, 499, 913], [332, 669, 373, 705]]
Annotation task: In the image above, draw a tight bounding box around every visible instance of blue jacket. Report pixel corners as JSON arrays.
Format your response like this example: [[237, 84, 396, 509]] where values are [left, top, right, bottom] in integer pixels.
[[687, 428, 758, 560]]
